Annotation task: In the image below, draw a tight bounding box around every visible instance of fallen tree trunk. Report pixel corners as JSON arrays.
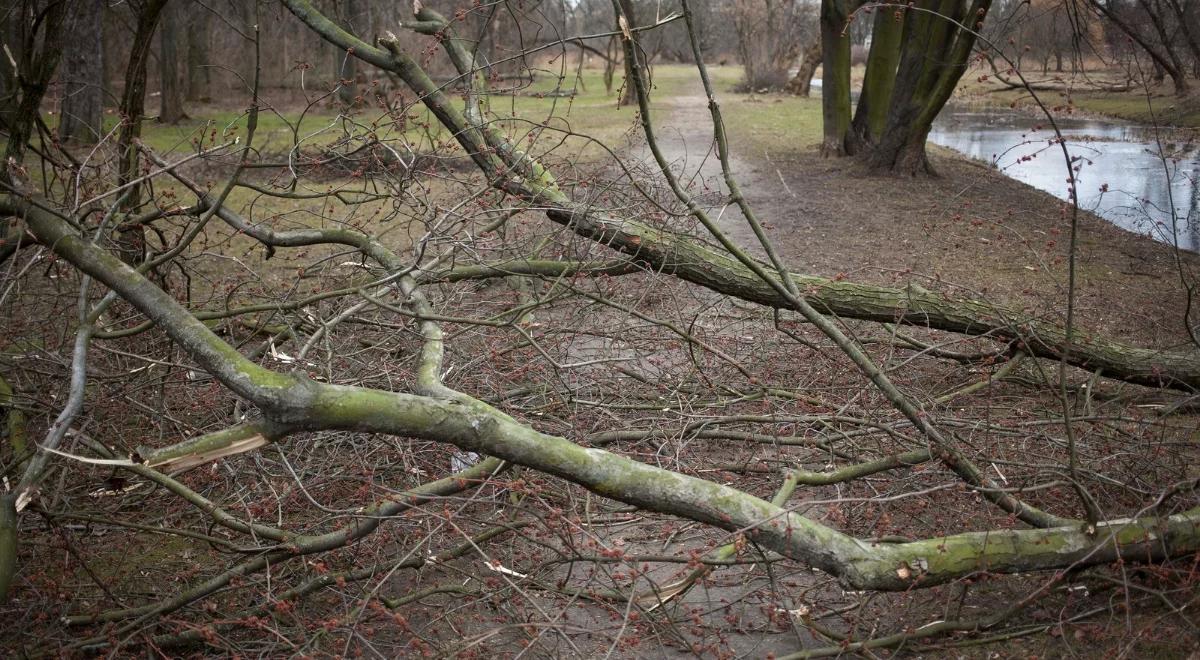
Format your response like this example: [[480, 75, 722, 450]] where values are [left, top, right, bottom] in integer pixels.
[[544, 206, 1200, 391]]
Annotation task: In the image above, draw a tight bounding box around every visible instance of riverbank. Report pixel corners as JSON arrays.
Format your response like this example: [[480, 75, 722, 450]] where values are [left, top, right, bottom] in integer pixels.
[[953, 64, 1200, 128], [660, 66, 1197, 354]]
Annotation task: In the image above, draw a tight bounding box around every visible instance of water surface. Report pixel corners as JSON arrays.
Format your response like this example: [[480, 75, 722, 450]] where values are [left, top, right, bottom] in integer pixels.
[[929, 105, 1200, 251]]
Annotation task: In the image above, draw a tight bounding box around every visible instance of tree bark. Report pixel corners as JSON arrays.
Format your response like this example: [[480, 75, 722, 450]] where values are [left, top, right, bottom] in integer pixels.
[[820, 0, 854, 156], [332, 0, 358, 106], [615, 0, 646, 107], [1165, 0, 1200, 78], [852, 4, 905, 147], [0, 496, 15, 602], [542, 206, 1200, 391], [11, 190, 1200, 595], [116, 0, 168, 264], [867, 0, 990, 176], [57, 0, 104, 144], [1139, 0, 1189, 94], [158, 0, 187, 123], [186, 1, 211, 101]]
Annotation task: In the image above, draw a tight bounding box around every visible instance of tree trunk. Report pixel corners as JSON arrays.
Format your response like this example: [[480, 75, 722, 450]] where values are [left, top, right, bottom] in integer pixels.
[[0, 495, 15, 602], [786, 40, 822, 96], [1139, 0, 1189, 94], [239, 0, 256, 89], [58, 0, 104, 145], [186, 2, 211, 101], [158, 0, 187, 124], [820, 0, 854, 156], [0, 7, 24, 138], [867, 0, 989, 176], [1165, 0, 1200, 80], [0, 1, 69, 183], [603, 36, 617, 95], [851, 5, 904, 148], [117, 0, 168, 264]]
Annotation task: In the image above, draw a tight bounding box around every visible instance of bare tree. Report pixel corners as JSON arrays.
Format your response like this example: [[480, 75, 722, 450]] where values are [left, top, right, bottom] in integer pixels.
[[0, 0, 69, 177], [785, 38, 821, 95], [1088, 0, 1190, 95], [731, 0, 813, 91]]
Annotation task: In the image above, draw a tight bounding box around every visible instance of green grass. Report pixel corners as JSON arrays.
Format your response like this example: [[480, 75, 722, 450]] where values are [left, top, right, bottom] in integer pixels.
[[717, 93, 824, 153], [45, 107, 348, 154], [701, 63, 824, 157], [47, 65, 703, 169], [1065, 91, 1200, 127]]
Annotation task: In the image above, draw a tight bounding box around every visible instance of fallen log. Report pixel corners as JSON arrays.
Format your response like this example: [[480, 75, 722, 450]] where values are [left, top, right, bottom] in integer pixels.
[[545, 206, 1200, 391]]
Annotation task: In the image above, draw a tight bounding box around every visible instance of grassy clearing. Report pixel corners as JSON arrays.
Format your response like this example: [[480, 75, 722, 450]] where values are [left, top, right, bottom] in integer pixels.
[[49, 65, 663, 164], [715, 93, 824, 154], [44, 107, 348, 154], [699, 64, 824, 156], [39, 66, 662, 299]]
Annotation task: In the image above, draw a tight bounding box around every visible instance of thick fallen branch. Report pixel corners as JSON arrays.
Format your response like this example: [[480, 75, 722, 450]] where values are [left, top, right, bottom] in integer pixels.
[[543, 206, 1200, 391]]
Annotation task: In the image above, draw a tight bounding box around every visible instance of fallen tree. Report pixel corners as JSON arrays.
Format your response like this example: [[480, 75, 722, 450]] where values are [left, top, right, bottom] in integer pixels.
[[8, 194, 1200, 597]]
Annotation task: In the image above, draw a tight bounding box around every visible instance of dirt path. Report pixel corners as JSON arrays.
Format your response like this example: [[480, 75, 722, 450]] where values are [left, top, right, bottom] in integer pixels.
[[647, 79, 1200, 352]]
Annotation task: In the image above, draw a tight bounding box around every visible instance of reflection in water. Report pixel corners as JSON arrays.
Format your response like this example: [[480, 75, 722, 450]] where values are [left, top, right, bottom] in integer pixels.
[[928, 106, 1200, 251]]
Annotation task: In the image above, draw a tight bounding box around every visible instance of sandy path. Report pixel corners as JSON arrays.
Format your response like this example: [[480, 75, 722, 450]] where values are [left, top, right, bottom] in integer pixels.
[[640, 80, 1199, 351]]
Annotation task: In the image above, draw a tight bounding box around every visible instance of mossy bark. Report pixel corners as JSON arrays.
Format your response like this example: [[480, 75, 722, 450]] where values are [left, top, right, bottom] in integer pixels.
[[0, 373, 28, 468], [820, 0, 855, 156], [867, 0, 990, 175], [543, 205, 1200, 391], [851, 5, 904, 147]]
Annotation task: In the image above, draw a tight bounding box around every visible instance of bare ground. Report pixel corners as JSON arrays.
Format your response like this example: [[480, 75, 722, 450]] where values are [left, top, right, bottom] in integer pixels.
[[648, 86, 1199, 355]]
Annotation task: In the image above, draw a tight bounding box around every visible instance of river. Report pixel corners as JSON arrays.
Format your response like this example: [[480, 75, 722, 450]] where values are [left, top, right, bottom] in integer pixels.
[[809, 77, 1200, 251], [928, 104, 1200, 252]]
